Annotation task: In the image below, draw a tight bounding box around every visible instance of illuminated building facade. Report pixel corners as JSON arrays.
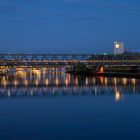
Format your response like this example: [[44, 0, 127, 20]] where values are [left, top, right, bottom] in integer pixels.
[[114, 42, 124, 54]]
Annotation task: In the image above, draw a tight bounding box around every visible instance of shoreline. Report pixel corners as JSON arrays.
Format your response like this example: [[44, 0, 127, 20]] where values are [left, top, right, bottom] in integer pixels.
[[1, 71, 140, 79]]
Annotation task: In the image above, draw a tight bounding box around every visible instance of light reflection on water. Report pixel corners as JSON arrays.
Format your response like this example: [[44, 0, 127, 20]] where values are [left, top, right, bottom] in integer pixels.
[[0, 69, 139, 101], [1, 69, 140, 140]]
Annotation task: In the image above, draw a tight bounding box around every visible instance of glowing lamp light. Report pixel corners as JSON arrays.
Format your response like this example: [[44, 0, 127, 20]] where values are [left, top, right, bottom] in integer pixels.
[[99, 66, 104, 73], [46, 79, 49, 86]]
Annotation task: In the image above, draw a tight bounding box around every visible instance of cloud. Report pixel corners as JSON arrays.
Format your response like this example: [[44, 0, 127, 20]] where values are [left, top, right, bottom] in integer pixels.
[[0, 3, 23, 13], [64, 0, 140, 15], [66, 15, 110, 21], [0, 19, 48, 24], [0, 0, 139, 25]]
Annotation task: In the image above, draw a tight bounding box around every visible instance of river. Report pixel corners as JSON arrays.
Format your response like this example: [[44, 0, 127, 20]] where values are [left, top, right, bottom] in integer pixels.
[[0, 69, 140, 140]]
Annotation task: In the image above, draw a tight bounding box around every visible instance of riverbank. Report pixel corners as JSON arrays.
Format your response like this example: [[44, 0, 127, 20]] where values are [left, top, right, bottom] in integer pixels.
[[66, 64, 140, 78]]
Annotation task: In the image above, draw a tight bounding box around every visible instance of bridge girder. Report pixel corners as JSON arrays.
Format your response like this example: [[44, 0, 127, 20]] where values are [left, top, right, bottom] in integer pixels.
[[0, 54, 140, 67]]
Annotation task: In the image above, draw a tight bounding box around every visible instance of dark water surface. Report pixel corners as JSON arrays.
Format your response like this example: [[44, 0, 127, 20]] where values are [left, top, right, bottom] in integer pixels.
[[0, 69, 140, 140]]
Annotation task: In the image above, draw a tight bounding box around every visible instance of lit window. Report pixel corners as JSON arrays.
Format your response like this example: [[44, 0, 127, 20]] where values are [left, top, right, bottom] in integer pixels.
[[115, 44, 120, 49]]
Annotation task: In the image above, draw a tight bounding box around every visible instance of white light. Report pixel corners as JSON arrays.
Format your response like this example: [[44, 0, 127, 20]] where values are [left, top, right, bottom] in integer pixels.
[[115, 91, 121, 102], [115, 44, 120, 49]]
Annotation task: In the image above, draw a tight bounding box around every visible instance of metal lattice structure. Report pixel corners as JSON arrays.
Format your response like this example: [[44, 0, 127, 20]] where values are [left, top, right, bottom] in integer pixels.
[[0, 53, 140, 66]]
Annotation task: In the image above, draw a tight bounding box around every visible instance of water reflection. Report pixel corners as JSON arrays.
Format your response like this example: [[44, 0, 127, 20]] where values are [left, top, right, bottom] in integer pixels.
[[114, 88, 123, 102], [0, 68, 140, 102]]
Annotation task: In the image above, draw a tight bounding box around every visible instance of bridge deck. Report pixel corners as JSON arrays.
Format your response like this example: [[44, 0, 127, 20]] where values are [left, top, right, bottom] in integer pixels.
[[0, 53, 140, 66]]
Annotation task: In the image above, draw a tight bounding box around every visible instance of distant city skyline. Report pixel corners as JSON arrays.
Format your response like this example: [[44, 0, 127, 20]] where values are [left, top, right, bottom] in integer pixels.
[[0, 0, 140, 53]]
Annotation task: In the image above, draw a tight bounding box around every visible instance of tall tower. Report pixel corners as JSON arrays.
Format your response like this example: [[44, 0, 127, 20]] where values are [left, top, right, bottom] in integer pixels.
[[114, 42, 124, 54]]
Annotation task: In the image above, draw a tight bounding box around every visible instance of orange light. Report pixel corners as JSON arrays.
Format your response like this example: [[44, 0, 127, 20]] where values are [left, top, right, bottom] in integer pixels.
[[65, 79, 69, 86], [46, 79, 49, 86], [99, 66, 104, 73], [99, 76, 104, 84]]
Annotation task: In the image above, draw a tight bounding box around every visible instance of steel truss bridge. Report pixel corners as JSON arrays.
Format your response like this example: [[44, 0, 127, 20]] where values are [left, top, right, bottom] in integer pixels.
[[0, 53, 140, 67]]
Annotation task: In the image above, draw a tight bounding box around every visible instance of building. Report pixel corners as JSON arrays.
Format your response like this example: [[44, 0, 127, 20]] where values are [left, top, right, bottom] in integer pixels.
[[114, 42, 124, 54]]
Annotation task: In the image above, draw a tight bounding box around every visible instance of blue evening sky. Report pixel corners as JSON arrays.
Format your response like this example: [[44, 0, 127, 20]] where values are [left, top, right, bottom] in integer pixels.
[[0, 0, 140, 53]]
